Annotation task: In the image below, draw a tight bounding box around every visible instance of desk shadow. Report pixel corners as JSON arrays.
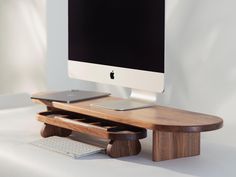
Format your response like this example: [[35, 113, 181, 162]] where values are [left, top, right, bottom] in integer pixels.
[[69, 131, 235, 177], [117, 141, 236, 177]]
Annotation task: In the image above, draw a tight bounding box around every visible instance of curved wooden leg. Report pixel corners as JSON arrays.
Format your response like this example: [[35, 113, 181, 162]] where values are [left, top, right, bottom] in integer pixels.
[[40, 123, 72, 138], [106, 140, 141, 158]]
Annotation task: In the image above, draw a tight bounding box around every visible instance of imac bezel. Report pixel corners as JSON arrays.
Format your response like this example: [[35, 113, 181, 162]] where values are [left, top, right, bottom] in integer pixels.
[[68, 60, 164, 94]]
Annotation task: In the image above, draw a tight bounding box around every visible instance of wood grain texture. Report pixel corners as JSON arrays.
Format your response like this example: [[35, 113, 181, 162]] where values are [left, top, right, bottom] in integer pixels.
[[32, 97, 223, 132], [153, 130, 200, 161], [106, 140, 141, 158], [38, 113, 109, 139], [40, 123, 72, 138]]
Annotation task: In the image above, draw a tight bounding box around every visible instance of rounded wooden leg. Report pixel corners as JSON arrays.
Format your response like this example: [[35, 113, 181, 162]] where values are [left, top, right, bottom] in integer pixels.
[[106, 140, 141, 158], [40, 124, 72, 138], [152, 130, 200, 161]]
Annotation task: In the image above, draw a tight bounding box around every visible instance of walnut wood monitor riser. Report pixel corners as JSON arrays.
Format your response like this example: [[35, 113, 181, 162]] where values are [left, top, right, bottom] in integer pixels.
[[37, 110, 146, 158], [32, 97, 223, 161]]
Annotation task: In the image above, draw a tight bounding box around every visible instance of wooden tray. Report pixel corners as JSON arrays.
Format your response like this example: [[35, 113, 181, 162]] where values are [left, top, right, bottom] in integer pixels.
[[37, 110, 147, 158], [37, 110, 147, 141]]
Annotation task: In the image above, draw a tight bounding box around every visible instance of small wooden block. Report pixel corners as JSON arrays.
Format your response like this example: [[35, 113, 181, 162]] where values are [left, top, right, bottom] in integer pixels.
[[153, 130, 200, 161], [41, 123, 72, 138], [106, 140, 141, 158]]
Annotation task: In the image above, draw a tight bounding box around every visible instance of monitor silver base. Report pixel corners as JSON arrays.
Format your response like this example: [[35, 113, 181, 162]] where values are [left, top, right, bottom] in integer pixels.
[[91, 89, 157, 111]]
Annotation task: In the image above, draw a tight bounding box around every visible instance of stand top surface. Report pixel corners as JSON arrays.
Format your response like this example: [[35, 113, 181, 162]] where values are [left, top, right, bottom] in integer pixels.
[[32, 97, 223, 132]]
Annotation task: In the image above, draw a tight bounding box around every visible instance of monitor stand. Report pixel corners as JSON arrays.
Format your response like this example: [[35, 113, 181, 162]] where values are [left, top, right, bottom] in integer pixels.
[[91, 89, 157, 111]]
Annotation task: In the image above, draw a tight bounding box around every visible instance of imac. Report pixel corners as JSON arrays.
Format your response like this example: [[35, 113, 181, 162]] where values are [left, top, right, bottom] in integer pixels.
[[68, 0, 165, 110]]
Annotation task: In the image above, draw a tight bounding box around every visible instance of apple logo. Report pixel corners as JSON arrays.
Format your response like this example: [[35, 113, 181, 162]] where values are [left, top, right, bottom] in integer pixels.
[[110, 71, 115, 79]]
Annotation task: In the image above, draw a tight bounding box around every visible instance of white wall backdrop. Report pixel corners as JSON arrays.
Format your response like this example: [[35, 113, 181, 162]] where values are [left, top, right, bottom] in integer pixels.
[[162, 0, 236, 119], [47, 0, 236, 124], [0, 0, 46, 95]]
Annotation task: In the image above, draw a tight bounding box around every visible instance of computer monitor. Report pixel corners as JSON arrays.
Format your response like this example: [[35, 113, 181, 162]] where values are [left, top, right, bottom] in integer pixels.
[[68, 0, 165, 110]]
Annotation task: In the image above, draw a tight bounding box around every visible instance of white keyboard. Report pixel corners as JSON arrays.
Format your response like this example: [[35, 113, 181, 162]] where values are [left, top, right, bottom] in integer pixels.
[[31, 136, 104, 159]]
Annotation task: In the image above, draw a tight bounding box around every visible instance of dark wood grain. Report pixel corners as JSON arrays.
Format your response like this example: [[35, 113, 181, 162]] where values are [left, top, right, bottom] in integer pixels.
[[153, 130, 200, 161], [106, 140, 141, 158], [32, 97, 223, 132], [40, 123, 72, 138]]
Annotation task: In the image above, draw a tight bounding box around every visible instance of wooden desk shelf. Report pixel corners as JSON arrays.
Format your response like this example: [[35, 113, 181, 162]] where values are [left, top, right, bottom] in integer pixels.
[[32, 97, 223, 161]]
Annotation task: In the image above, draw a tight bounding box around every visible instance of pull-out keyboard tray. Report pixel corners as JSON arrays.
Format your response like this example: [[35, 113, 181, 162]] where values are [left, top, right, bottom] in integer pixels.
[[37, 110, 147, 158]]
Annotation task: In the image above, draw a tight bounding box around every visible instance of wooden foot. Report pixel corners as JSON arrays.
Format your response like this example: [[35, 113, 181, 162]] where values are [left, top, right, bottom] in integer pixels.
[[41, 123, 72, 138], [106, 140, 141, 158], [153, 130, 200, 161]]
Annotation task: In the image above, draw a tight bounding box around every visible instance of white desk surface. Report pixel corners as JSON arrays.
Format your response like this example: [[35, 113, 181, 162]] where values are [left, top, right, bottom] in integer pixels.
[[0, 105, 234, 177]]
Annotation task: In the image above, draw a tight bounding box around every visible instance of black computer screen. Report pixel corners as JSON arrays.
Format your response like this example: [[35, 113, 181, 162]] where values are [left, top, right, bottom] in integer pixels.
[[69, 0, 165, 73]]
